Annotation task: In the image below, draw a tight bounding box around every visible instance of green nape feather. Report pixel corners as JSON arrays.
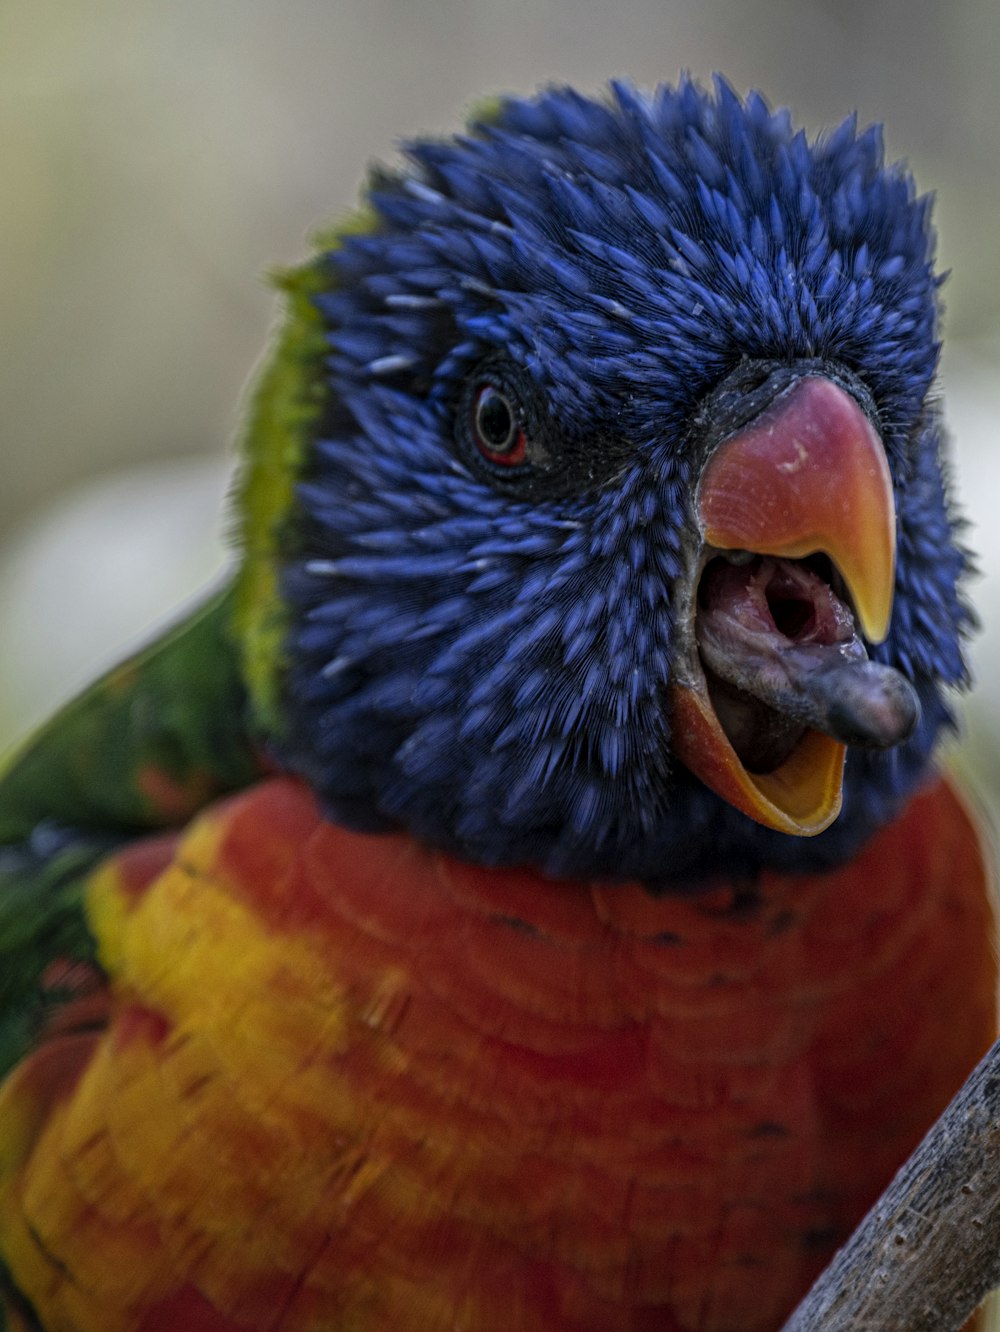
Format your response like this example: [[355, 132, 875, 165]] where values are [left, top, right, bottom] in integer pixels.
[[231, 210, 372, 738]]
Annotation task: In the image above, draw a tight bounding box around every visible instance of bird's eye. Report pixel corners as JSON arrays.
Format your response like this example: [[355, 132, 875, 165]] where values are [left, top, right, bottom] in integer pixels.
[[471, 385, 528, 466]]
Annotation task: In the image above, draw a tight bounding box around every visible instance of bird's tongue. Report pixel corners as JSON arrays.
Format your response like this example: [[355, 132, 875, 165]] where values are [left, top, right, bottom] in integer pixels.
[[697, 554, 918, 773]]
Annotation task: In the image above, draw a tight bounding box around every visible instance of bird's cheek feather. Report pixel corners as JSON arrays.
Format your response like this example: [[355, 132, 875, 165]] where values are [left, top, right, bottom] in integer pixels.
[[670, 375, 915, 837]]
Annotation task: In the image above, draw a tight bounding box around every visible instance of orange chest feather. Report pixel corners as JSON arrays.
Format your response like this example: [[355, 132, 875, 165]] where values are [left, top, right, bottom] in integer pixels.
[[0, 775, 995, 1332]]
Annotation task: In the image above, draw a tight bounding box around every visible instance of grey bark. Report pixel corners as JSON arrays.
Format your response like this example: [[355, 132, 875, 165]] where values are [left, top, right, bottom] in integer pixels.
[[780, 1037, 1000, 1331]]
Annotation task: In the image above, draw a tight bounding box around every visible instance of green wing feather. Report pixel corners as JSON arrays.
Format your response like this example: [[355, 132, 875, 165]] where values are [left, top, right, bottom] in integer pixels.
[[0, 583, 259, 844], [0, 829, 108, 1079], [0, 584, 261, 1079]]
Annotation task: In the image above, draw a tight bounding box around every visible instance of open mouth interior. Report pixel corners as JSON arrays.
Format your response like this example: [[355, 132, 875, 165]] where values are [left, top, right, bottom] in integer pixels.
[[696, 552, 918, 774]]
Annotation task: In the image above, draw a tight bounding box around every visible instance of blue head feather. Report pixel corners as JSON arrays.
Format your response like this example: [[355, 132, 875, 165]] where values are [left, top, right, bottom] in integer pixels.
[[275, 77, 970, 885]]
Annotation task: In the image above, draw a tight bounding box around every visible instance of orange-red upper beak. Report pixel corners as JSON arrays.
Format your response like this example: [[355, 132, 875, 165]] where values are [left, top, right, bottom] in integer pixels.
[[669, 374, 897, 836]]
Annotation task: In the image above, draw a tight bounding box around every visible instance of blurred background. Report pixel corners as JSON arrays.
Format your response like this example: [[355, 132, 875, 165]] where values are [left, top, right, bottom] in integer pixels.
[[1, 0, 1000, 806], [1, 3, 999, 1321]]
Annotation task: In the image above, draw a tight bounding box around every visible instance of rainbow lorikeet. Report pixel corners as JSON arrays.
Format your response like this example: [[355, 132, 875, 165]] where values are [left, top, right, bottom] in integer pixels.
[[0, 78, 994, 1332]]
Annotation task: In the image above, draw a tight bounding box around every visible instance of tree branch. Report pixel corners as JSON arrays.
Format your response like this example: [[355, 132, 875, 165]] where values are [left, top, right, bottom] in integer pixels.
[[781, 1037, 1000, 1331]]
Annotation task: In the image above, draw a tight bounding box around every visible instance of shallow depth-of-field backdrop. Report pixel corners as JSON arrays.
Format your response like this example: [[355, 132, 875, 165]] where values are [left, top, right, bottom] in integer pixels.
[[2, 0, 1000, 1321]]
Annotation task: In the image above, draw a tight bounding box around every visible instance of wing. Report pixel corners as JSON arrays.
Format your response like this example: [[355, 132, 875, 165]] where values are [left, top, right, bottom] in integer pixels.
[[0, 585, 259, 845], [0, 585, 263, 1083]]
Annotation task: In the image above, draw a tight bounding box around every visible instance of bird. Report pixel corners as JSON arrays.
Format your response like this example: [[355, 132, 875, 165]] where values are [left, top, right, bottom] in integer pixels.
[[0, 76, 994, 1332]]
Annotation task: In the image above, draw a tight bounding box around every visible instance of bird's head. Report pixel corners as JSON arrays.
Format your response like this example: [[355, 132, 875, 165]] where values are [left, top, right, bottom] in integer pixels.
[[235, 78, 971, 886]]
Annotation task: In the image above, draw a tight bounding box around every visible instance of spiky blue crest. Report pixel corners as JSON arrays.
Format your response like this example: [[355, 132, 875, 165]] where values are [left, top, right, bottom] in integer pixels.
[[275, 77, 969, 884]]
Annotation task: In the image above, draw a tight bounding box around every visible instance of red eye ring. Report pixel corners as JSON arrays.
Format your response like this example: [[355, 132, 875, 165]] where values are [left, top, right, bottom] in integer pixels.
[[471, 384, 528, 466]]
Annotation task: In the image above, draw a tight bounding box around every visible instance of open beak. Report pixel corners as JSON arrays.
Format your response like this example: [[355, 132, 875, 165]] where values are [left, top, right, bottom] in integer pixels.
[[669, 373, 915, 836]]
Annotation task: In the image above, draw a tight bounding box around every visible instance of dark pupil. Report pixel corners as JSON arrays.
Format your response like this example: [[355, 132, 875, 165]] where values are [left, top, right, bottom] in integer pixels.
[[476, 388, 515, 451]]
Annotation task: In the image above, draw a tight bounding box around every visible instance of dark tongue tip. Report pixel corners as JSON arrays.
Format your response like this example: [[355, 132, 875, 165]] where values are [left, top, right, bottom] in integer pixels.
[[811, 660, 921, 749]]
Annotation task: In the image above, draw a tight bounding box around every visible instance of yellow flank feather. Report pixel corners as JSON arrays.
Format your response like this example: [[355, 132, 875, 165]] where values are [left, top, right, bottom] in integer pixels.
[[0, 788, 462, 1330]]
